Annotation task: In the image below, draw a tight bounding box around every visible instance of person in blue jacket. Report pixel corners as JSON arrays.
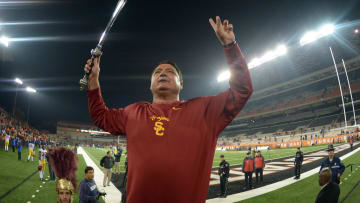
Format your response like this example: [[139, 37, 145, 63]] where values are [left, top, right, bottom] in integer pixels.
[[11, 136, 17, 152], [319, 144, 345, 184], [79, 166, 106, 203], [17, 138, 22, 160]]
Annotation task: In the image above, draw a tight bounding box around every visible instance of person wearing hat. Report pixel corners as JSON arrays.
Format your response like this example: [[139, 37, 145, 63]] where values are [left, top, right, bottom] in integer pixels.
[[294, 147, 303, 179], [254, 150, 265, 184], [319, 144, 345, 184], [242, 151, 254, 190], [218, 155, 230, 198]]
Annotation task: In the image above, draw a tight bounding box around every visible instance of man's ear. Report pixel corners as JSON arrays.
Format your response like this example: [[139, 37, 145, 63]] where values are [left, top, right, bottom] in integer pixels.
[[180, 81, 183, 90]]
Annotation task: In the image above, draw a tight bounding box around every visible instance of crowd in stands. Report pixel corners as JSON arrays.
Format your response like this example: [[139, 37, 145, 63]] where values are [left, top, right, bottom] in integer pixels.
[[0, 106, 50, 148]]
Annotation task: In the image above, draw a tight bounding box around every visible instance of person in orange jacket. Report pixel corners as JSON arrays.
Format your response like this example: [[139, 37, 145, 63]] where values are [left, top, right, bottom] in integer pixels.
[[254, 150, 265, 184], [242, 151, 255, 190], [349, 136, 353, 150]]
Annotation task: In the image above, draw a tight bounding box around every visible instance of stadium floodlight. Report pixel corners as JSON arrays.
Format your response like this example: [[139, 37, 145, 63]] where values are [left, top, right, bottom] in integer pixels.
[[26, 87, 36, 93], [248, 44, 287, 69], [217, 70, 230, 82], [14, 78, 23, 85], [300, 24, 335, 46], [355, 29, 359, 34], [0, 36, 9, 47]]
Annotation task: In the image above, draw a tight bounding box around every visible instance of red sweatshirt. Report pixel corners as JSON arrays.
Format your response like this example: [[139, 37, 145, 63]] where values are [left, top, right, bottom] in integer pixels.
[[87, 44, 253, 203]]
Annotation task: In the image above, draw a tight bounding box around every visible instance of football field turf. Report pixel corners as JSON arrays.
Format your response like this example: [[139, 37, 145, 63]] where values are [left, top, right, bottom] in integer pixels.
[[0, 144, 104, 203], [237, 149, 360, 203], [83, 143, 341, 170]]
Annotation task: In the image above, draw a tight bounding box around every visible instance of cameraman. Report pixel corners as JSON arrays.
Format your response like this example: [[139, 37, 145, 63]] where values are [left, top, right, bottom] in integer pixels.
[[79, 166, 106, 203]]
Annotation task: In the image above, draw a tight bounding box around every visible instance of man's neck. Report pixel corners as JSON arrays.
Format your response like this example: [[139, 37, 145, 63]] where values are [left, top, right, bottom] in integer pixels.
[[153, 94, 179, 104], [322, 182, 329, 190]]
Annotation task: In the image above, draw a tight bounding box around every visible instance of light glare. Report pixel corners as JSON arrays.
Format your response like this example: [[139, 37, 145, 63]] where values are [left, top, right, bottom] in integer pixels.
[[26, 87, 37, 93], [217, 70, 230, 82], [14, 78, 23, 85]]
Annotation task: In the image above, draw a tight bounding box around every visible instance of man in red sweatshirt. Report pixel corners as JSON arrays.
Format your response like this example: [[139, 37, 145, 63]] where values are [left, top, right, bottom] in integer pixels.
[[84, 16, 253, 203]]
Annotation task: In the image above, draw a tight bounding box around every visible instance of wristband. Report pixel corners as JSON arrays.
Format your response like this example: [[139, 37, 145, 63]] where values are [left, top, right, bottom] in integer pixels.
[[223, 40, 236, 48]]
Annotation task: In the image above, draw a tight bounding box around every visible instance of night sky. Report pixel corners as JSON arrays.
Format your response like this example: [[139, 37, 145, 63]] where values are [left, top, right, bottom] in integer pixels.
[[0, 0, 359, 132]]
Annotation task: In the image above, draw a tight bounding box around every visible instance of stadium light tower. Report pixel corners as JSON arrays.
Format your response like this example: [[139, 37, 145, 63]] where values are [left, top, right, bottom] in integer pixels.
[[300, 24, 334, 46], [26, 86, 37, 123], [12, 78, 23, 116]]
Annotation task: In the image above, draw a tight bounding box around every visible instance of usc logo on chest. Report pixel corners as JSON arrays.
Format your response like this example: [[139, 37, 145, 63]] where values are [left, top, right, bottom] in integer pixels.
[[150, 115, 170, 136]]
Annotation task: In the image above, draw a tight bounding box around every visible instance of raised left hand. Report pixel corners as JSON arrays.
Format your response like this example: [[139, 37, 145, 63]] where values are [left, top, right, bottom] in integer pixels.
[[209, 16, 235, 46]]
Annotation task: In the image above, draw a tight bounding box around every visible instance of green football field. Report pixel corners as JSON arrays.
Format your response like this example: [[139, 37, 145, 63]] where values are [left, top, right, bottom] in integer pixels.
[[237, 149, 360, 203], [0, 144, 104, 203], [83, 143, 341, 170]]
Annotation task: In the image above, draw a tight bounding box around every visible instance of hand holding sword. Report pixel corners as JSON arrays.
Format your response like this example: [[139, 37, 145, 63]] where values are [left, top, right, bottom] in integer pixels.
[[80, 0, 127, 91]]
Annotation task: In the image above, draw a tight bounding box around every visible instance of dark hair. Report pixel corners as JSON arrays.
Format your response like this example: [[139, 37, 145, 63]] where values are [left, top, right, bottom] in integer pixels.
[[154, 60, 183, 82], [107, 151, 111, 155], [85, 166, 94, 174], [319, 168, 332, 186], [220, 155, 224, 158]]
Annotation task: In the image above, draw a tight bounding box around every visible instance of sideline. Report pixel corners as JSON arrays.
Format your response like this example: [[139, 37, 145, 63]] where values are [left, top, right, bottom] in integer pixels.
[[206, 144, 360, 203], [78, 147, 122, 203]]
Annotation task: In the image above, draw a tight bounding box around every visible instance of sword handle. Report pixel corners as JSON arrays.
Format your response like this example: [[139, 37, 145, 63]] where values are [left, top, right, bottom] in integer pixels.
[[79, 46, 102, 91]]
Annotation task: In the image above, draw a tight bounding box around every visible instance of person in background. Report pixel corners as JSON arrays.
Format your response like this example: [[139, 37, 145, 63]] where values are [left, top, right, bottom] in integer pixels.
[[315, 168, 340, 203], [11, 136, 16, 152], [79, 166, 106, 203], [114, 147, 123, 175], [254, 150, 265, 184], [242, 151, 254, 190], [17, 137, 22, 160], [319, 144, 345, 184], [349, 136, 353, 150], [100, 151, 114, 187], [4, 132, 10, 152], [218, 154, 230, 198], [28, 140, 35, 161], [294, 147, 303, 180]]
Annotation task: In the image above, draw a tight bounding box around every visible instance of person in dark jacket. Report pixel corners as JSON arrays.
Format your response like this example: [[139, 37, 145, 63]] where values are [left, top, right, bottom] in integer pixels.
[[319, 144, 345, 184], [11, 136, 16, 152], [315, 168, 340, 203], [254, 150, 265, 184], [100, 151, 115, 187], [294, 147, 303, 179], [242, 151, 254, 190], [114, 147, 123, 175], [79, 166, 106, 203], [17, 138, 22, 160], [218, 155, 230, 198]]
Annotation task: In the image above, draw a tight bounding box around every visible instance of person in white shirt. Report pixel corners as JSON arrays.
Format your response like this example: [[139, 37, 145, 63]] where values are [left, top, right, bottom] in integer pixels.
[[28, 141, 35, 161], [4, 134, 10, 152], [39, 145, 47, 181]]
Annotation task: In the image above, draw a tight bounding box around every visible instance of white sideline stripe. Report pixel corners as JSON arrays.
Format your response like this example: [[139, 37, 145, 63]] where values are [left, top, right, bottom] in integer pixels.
[[206, 144, 360, 203], [78, 147, 122, 203]]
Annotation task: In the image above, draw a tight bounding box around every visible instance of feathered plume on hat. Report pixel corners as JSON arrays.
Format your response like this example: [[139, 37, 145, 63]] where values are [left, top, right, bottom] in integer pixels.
[[48, 147, 78, 192]]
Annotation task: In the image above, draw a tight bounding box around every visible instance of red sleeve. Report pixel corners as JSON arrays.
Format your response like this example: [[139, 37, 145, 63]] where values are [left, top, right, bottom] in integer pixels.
[[87, 88, 127, 135], [204, 43, 253, 134]]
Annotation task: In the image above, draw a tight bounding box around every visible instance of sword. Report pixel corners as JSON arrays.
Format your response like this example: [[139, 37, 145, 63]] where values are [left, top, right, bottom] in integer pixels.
[[79, 0, 127, 91]]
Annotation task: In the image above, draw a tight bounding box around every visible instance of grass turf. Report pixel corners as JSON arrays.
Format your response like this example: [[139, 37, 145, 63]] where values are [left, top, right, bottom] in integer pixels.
[[83, 143, 340, 169], [0, 143, 104, 203], [237, 149, 360, 203]]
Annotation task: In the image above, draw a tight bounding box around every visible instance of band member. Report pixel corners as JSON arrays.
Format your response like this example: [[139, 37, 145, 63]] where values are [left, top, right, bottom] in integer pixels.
[[218, 155, 230, 198], [48, 147, 78, 203]]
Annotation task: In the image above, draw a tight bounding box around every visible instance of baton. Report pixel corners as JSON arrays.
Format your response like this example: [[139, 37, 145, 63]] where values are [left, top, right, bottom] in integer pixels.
[[79, 0, 127, 91]]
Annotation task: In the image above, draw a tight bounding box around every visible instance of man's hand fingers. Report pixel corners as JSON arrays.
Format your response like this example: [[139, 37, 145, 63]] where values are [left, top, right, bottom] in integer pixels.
[[209, 18, 217, 31], [216, 16, 222, 28], [223, 19, 229, 28]]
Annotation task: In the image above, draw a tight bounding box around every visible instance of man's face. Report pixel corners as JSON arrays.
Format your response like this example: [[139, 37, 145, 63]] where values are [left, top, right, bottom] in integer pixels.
[[86, 170, 94, 181], [297, 149, 300, 152], [58, 189, 71, 203], [107, 152, 111, 157], [328, 150, 334, 157], [150, 64, 183, 96], [257, 152, 260, 156], [220, 157, 224, 161]]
